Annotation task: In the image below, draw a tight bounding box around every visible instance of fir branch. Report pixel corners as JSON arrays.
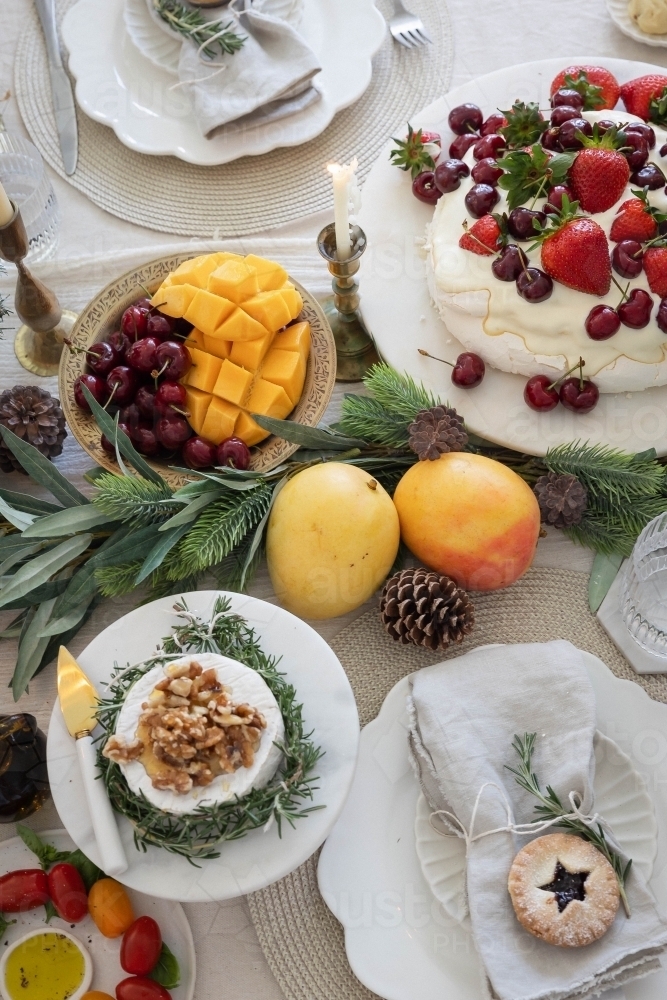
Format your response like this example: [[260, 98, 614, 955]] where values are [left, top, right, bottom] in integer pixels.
[[153, 0, 246, 59], [92, 474, 180, 526], [507, 733, 632, 915], [96, 561, 144, 598], [546, 441, 666, 502], [336, 396, 415, 448], [363, 364, 440, 420]]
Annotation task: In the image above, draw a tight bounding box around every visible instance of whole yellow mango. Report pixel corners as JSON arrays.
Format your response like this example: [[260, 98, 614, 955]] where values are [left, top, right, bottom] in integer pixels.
[[266, 463, 400, 619]]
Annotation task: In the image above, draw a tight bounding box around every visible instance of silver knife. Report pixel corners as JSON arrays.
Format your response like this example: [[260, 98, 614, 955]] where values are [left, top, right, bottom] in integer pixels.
[[34, 0, 78, 175]]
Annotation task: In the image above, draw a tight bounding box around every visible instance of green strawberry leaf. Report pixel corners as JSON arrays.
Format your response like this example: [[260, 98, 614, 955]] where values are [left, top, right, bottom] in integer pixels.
[[498, 101, 548, 149], [648, 87, 667, 127], [497, 145, 576, 210], [389, 124, 437, 179], [563, 71, 605, 111]]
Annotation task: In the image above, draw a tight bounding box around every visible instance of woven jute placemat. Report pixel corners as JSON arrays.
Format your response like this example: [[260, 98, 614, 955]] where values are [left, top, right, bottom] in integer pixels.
[[14, 0, 452, 238], [248, 566, 667, 1000]]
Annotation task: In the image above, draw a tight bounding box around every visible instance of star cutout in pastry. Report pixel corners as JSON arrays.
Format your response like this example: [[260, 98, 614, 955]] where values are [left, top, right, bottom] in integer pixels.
[[539, 860, 589, 913]]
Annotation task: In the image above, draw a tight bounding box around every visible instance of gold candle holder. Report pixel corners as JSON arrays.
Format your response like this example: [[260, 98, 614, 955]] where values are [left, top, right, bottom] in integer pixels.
[[0, 202, 76, 377], [317, 222, 380, 383]]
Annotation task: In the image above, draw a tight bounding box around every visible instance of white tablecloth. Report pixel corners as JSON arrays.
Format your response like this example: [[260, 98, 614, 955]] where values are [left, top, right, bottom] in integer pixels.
[[0, 0, 628, 996]]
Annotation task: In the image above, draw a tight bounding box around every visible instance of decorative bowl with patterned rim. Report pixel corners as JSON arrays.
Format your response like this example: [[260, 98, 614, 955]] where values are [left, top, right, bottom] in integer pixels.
[[58, 253, 336, 488]]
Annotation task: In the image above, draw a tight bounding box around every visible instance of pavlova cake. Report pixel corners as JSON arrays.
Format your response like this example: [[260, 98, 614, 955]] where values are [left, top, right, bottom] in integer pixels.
[[392, 65, 667, 411]]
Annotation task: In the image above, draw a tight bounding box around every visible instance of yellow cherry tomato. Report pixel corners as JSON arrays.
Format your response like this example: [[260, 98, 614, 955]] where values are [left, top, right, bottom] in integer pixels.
[[87, 877, 135, 938], [82, 993, 115, 1000]]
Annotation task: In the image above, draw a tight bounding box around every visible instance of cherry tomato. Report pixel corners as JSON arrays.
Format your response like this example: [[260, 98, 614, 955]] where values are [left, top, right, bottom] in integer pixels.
[[120, 916, 162, 976], [88, 877, 134, 938], [115, 977, 172, 1000], [0, 868, 49, 911], [48, 863, 88, 922]]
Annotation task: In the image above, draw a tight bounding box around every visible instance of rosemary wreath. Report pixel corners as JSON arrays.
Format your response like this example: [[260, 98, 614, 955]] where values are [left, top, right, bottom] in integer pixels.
[[95, 597, 323, 860], [152, 0, 246, 60]]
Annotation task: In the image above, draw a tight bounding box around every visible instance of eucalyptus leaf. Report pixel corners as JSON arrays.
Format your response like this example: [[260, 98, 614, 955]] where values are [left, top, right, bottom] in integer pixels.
[[0, 490, 62, 516], [135, 522, 191, 584], [1, 578, 71, 610], [0, 540, 44, 576], [88, 525, 163, 568], [0, 534, 93, 609], [589, 551, 624, 613], [22, 505, 116, 539], [12, 596, 58, 699], [250, 415, 367, 450], [50, 563, 99, 621], [0, 534, 39, 557], [239, 476, 287, 589], [0, 496, 37, 531], [82, 385, 164, 484], [83, 466, 110, 486], [37, 596, 95, 637], [158, 491, 219, 531], [0, 611, 28, 639], [0, 426, 89, 507]]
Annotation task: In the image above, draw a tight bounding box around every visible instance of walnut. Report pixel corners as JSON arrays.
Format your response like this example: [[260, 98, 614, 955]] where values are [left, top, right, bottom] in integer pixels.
[[169, 677, 192, 698], [152, 769, 193, 794], [103, 735, 144, 763]]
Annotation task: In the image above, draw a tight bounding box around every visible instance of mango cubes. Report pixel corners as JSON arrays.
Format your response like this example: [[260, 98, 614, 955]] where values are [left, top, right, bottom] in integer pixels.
[[152, 252, 312, 447]]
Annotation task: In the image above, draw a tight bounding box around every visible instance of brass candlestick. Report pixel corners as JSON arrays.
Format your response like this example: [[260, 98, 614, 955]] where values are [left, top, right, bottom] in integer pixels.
[[317, 222, 380, 383], [0, 202, 76, 377]]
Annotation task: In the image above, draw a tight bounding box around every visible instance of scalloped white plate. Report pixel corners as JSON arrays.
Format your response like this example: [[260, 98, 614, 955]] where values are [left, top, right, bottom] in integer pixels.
[[62, 0, 386, 164], [124, 0, 181, 74], [607, 0, 667, 47], [414, 731, 658, 929]]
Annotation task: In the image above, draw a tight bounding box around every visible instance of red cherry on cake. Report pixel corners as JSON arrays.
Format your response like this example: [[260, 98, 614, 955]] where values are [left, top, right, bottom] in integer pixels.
[[492, 245, 528, 281], [448, 103, 483, 135], [74, 374, 108, 412], [146, 313, 177, 340], [434, 159, 469, 193], [631, 163, 665, 189], [508, 208, 546, 241], [612, 240, 643, 279], [135, 385, 157, 420], [481, 112, 507, 135], [557, 118, 592, 150], [130, 424, 160, 456], [182, 436, 217, 469], [107, 366, 139, 406], [516, 268, 553, 303], [465, 183, 499, 218], [155, 341, 191, 381], [101, 421, 131, 456], [544, 185, 575, 214], [585, 305, 621, 340], [551, 88, 584, 110], [156, 415, 192, 450], [618, 288, 653, 328], [620, 131, 649, 172], [559, 377, 599, 413], [449, 133, 479, 159], [625, 122, 656, 149], [87, 341, 119, 376], [106, 329, 131, 360], [412, 171, 442, 205], [658, 297, 667, 333], [541, 128, 562, 152], [549, 106, 582, 128], [155, 382, 187, 413], [217, 437, 251, 470], [126, 335, 161, 374], [121, 301, 150, 340], [471, 157, 503, 186], [473, 134, 506, 160], [452, 352, 485, 387], [524, 375, 559, 412]]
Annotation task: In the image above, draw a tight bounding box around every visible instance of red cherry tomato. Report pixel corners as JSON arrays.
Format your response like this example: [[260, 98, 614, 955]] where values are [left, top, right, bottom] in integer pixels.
[[120, 916, 162, 976], [47, 863, 88, 923], [115, 977, 172, 1000], [0, 869, 49, 911]]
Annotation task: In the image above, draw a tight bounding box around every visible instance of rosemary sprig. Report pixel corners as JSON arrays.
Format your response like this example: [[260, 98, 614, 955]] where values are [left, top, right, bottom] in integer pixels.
[[506, 733, 632, 916], [153, 0, 246, 60], [95, 597, 323, 859]]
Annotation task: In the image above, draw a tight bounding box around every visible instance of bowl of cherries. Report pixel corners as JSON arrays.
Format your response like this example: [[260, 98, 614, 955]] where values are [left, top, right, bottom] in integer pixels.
[[59, 255, 336, 487]]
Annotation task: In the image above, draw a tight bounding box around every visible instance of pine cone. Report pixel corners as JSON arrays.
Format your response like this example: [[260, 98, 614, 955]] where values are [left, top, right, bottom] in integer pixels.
[[380, 567, 475, 651], [408, 405, 468, 460], [0, 386, 67, 474], [534, 472, 587, 528]]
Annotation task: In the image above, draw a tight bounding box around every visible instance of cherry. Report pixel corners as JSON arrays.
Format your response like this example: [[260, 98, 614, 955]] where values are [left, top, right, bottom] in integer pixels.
[[631, 162, 665, 189], [595, 119, 617, 135], [481, 113, 507, 136], [660, 142, 667, 158], [433, 158, 469, 193], [618, 287, 654, 328], [135, 384, 157, 420], [449, 133, 479, 159], [508, 207, 546, 241], [217, 437, 251, 470], [620, 131, 649, 171], [550, 106, 581, 128], [86, 341, 119, 376], [126, 335, 161, 374], [155, 382, 187, 413], [412, 171, 442, 205], [544, 184, 575, 214], [625, 122, 656, 149], [516, 267, 553, 302], [473, 134, 506, 160], [492, 245, 528, 281], [551, 88, 584, 110], [452, 352, 485, 387], [560, 377, 599, 413], [658, 297, 667, 333], [130, 424, 160, 456], [107, 366, 139, 406], [106, 329, 131, 359], [74, 373, 108, 412], [541, 127, 562, 151], [558, 118, 592, 150], [121, 301, 150, 340], [471, 157, 503, 186], [156, 415, 192, 450], [585, 305, 621, 340], [182, 436, 217, 469], [119, 403, 141, 432], [465, 183, 499, 218], [173, 318, 194, 340], [146, 313, 176, 340], [524, 375, 559, 411], [100, 422, 131, 456], [448, 103, 483, 135], [155, 341, 191, 381], [612, 239, 644, 279]]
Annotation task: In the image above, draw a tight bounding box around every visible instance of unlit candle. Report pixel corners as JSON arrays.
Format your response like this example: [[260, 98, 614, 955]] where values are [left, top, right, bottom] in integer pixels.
[[327, 160, 358, 261]]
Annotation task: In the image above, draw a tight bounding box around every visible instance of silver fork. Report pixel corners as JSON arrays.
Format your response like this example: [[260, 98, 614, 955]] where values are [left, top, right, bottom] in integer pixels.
[[387, 0, 432, 48]]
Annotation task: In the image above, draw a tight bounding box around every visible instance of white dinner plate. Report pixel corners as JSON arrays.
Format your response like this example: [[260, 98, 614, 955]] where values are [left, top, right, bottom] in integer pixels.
[[358, 56, 667, 456], [62, 0, 386, 164], [0, 829, 195, 999], [607, 0, 667, 48], [414, 731, 658, 928], [47, 591, 359, 901], [317, 649, 667, 1000]]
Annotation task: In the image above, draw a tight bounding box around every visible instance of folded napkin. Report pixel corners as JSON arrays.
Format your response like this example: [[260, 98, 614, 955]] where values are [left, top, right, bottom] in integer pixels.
[[162, 0, 322, 138], [408, 641, 667, 1000]]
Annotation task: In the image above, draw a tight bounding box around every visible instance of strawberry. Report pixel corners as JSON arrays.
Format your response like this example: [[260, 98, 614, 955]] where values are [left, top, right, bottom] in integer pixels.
[[569, 127, 630, 214], [459, 215, 501, 255], [620, 74, 667, 124], [610, 196, 658, 242], [390, 124, 441, 179], [549, 66, 620, 110], [539, 199, 611, 295], [644, 247, 667, 297]]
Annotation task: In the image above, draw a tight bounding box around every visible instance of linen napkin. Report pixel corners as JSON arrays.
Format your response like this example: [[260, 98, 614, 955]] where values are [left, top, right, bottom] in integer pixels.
[[164, 0, 322, 138], [408, 640, 667, 1000]]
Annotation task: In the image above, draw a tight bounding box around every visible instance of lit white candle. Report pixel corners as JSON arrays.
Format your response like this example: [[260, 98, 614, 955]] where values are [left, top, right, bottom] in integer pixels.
[[328, 159, 358, 260], [0, 180, 13, 228]]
